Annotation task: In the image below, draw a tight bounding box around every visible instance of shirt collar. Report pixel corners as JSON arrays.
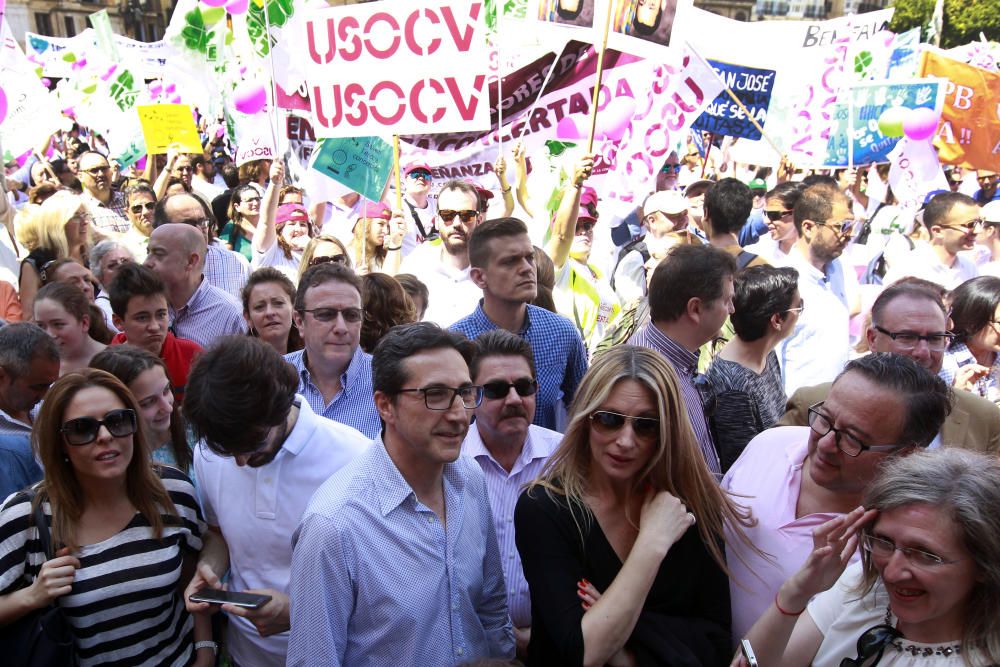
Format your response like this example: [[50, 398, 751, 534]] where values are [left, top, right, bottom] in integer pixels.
[[299, 345, 365, 390], [465, 423, 546, 475], [645, 323, 698, 374], [279, 397, 312, 457], [372, 435, 465, 516]]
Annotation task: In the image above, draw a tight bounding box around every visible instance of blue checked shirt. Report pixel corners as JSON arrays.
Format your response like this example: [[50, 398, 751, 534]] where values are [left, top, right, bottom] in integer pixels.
[[205, 244, 251, 300], [451, 302, 588, 431], [284, 346, 381, 439], [168, 276, 247, 348], [287, 439, 515, 667], [629, 323, 722, 476]]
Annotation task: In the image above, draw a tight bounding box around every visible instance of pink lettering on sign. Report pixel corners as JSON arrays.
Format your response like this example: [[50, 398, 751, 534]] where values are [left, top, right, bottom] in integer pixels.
[[311, 77, 484, 130]]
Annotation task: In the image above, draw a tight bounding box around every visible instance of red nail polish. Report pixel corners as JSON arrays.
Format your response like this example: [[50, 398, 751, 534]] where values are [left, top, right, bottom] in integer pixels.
[[582, 579, 590, 586]]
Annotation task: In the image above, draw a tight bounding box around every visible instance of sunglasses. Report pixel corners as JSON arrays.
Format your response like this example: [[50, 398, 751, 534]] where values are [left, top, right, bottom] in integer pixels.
[[482, 378, 538, 400], [838, 624, 901, 667], [576, 220, 596, 234], [439, 209, 478, 223], [81, 165, 110, 176], [765, 209, 792, 222], [60, 408, 138, 446], [940, 218, 984, 233], [815, 218, 857, 237], [660, 164, 682, 174], [408, 170, 432, 180], [589, 410, 660, 441], [308, 254, 347, 268], [299, 307, 364, 323], [130, 202, 156, 214]]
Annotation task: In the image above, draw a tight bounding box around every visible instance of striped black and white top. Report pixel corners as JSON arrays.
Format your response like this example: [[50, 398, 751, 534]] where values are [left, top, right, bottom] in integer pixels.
[[0, 465, 206, 666]]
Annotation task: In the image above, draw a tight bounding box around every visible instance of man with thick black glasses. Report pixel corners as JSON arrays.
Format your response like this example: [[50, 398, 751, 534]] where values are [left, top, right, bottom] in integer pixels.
[[461, 329, 562, 657], [723, 353, 950, 641]]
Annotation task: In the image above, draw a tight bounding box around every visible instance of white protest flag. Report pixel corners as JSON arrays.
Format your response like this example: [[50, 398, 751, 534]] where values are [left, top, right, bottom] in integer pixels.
[[887, 136, 949, 208], [235, 112, 279, 166], [0, 22, 66, 158], [300, 0, 491, 138]]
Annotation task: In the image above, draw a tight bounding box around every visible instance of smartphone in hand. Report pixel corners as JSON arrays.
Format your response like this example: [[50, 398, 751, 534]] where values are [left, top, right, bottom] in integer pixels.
[[188, 588, 272, 610]]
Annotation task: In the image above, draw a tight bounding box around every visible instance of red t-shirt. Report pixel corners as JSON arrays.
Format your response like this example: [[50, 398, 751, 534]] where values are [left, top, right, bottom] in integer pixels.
[[111, 332, 203, 403]]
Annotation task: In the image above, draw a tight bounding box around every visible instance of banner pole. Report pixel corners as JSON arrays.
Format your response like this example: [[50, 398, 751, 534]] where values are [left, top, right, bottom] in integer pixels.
[[393, 134, 402, 210], [718, 86, 782, 157], [520, 42, 567, 139], [701, 134, 713, 179], [260, 0, 280, 151], [586, 0, 617, 153], [496, 1, 504, 158]]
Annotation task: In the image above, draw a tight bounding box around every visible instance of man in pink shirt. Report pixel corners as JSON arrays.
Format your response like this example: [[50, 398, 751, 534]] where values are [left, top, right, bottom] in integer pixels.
[[722, 353, 951, 640]]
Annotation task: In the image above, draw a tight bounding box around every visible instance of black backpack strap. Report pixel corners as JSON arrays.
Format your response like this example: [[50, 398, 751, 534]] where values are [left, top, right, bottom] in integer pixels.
[[736, 250, 758, 270]]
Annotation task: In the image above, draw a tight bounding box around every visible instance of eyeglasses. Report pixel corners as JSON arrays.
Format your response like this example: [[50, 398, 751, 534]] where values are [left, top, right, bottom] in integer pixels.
[[81, 165, 110, 176], [397, 385, 484, 410], [438, 209, 478, 223], [60, 408, 138, 446], [784, 299, 805, 314], [872, 325, 954, 351], [130, 202, 156, 214], [765, 209, 793, 222], [482, 378, 538, 400], [589, 410, 660, 442], [861, 533, 960, 569], [814, 218, 858, 237], [660, 163, 682, 174], [807, 402, 908, 457], [939, 218, 984, 233], [70, 213, 95, 225], [173, 165, 193, 173], [838, 623, 901, 667], [408, 170, 432, 180], [576, 220, 596, 234], [299, 307, 364, 323], [240, 196, 262, 205], [308, 254, 347, 268], [178, 217, 211, 229]]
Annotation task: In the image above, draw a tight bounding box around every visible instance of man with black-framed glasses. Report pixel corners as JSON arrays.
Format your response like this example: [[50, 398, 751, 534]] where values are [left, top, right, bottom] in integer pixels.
[[723, 353, 951, 641], [77, 150, 130, 233], [288, 322, 515, 666], [461, 329, 561, 657]]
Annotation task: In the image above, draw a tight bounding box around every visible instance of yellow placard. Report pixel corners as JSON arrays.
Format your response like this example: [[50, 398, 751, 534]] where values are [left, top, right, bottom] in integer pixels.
[[136, 104, 203, 155]]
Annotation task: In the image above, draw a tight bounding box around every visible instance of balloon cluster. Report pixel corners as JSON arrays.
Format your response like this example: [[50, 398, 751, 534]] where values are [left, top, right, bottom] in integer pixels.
[[877, 106, 941, 141], [201, 0, 248, 14]]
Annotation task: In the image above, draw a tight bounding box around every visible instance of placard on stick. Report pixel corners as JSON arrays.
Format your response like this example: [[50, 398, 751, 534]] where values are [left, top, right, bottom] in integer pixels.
[[136, 104, 202, 154], [310, 136, 394, 202]]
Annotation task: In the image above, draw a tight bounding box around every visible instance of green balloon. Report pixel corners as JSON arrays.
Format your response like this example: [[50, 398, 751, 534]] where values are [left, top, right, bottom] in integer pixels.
[[878, 107, 906, 138]]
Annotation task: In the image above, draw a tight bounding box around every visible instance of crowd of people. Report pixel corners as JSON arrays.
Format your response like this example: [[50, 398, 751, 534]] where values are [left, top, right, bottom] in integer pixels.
[[0, 119, 999, 667]]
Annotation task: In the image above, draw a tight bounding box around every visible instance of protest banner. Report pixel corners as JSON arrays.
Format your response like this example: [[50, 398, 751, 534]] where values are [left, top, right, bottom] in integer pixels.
[[235, 113, 279, 166], [310, 135, 394, 202], [692, 60, 776, 141], [919, 50, 1000, 171], [888, 135, 949, 208], [89, 10, 121, 62], [534, 0, 596, 32], [300, 0, 492, 138], [606, 0, 691, 61], [822, 79, 944, 167], [0, 67, 65, 158], [136, 104, 203, 154]]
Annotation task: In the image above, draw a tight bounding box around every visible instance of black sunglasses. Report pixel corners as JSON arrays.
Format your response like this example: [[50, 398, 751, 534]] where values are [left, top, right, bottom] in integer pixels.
[[589, 410, 660, 441], [408, 170, 432, 180], [439, 209, 478, 223], [308, 254, 347, 268], [765, 209, 792, 222], [482, 379, 538, 400], [576, 220, 596, 234], [660, 163, 682, 174], [60, 409, 138, 446], [130, 202, 156, 214], [839, 624, 901, 667]]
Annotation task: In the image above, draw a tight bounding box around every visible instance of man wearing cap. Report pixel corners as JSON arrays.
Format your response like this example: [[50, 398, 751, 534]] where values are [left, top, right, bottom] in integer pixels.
[[253, 201, 313, 282], [399, 180, 485, 326], [612, 190, 691, 302], [975, 201, 1000, 277], [400, 163, 437, 255]]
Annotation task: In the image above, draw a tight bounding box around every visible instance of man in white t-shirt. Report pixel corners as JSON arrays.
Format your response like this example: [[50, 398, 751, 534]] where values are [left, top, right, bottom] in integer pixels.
[[399, 162, 437, 256], [972, 201, 1000, 277]]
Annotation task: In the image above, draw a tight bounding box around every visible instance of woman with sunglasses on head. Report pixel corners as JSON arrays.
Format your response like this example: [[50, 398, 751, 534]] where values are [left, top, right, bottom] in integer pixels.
[[242, 267, 304, 356], [940, 276, 1000, 404], [515, 345, 757, 667], [33, 282, 113, 376], [546, 154, 622, 351], [0, 369, 214, 666], [298, 235, 352, 282], [221, 184, 263, 262], [745, 182, 806, 265], [349, 201, 406, 275], [735, 448, 1000, 667], [15, 191, 94, 318]]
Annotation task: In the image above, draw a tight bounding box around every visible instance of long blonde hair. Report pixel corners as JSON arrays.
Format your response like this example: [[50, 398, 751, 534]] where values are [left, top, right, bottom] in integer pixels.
[[15, 191, 86, 258], [528, 345, 755, 573]]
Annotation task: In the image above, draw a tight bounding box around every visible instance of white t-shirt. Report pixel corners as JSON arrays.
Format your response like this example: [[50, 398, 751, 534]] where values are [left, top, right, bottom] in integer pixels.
[[252, 242, 303, 285], [398, 242, 483, 326], [882, 243, 978, 290]]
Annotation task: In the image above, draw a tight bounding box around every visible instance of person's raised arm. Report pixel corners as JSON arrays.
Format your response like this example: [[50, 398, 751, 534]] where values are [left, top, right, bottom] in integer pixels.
[[252, 161, 285, 254], [513, 141, 533, 218], [153, 145, 182, 200], [546, 154, 594, 270], [495, 155, 515, 217]]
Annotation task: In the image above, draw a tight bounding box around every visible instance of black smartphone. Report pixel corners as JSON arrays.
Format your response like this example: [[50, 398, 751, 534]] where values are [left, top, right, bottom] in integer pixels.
[[188, 588, 272, 609], [741, 639, 759, 667]]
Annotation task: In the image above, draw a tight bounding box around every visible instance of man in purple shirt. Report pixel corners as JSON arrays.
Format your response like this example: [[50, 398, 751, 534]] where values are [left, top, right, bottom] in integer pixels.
[[628, 244, 736, 476]]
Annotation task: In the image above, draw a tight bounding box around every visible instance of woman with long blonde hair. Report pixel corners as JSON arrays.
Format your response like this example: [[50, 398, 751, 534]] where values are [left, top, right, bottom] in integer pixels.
[[515, 345, 756, 666]]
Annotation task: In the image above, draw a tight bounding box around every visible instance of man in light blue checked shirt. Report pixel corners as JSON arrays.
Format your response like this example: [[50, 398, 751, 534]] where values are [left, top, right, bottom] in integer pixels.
[[288, 323, 515, 666]]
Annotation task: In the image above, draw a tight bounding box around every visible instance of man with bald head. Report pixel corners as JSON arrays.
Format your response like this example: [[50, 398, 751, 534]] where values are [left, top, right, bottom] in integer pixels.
[[154, 192, 251, 299], [144, 223, 246, 347]]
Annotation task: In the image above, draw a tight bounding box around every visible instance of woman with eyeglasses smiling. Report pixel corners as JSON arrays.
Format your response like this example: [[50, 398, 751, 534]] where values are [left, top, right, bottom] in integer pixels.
[[734, 448, 1000, 667], [941, 276, 1000, 404], [0, 369, 214, 666], [515, 345, 757, 666]]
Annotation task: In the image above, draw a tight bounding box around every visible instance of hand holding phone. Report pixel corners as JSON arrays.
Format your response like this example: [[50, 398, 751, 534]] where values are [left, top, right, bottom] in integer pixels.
[[741, 639, 759, 667], [188, 588, 272, 610]]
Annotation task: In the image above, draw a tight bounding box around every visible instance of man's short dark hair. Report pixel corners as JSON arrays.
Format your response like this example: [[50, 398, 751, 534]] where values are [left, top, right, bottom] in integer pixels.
[[469, 329, 536, 380], [834, 353, 951, 449], [184, 336, 299, 456], [468, 217, 529, 269], [372, 322, 475, 396], [704, 178, 753, 236], [801, 173, 839, 188], [731, 266, 799, 342], [439, 179, 482, 210], [923, 191, 978, 231], [0, 322, 59, 377], [793, 183, 848, 234], [294, 263, 363, 312], [871, 277, 947, 327], [190, 154, 207, 170], [648, 244, 737, 324], [153, 192, 218, 235], [108, 262, 167, 317]]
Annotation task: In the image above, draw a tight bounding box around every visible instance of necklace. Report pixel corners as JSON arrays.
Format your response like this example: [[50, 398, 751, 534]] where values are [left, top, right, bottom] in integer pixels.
[[883, 607, 963, 658]]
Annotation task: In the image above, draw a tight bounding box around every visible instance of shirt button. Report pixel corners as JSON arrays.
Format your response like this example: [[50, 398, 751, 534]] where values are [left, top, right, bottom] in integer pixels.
[[456, 648, 464, 656], [452, 602, 458, 610], [427, 516, 434, 523]]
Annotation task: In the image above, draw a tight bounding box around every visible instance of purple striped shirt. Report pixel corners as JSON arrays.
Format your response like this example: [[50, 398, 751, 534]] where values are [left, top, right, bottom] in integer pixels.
[[628, 323, 722, 476], [462, 423, 562, 628]]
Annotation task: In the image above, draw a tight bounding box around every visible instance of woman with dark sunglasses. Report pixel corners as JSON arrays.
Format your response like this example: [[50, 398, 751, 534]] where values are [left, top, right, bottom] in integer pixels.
[[735, 448, 1000, 667], [515, 345, 757, 666], [0, 369, 214, 666]]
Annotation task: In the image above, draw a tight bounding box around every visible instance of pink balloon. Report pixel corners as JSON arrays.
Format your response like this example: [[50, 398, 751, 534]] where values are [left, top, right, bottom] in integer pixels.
[[40, 77, 51, 87], [233, 81, 268, 114], [596, 97, 636, 141], [0, 87, 6, 125], [556, 115, 585, 140], [169, 94, 182, 104], [903, 107, 941, 141], [135, 156, 148, 171], [165, 83, 176, 94], [100, 64, 118, 81], [225, 0, 248, 14], [201, 0, 228, 6], [149, 81, 163, 97]]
